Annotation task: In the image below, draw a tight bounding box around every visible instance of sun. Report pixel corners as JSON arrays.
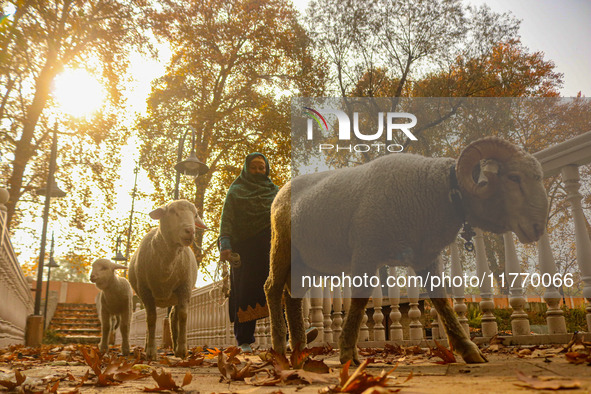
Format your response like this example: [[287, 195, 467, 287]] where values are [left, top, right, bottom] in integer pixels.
[[53, 69, 105, 117]]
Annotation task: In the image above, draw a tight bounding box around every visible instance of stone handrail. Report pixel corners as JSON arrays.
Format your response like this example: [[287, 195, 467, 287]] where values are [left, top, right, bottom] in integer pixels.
[[0, 188, 35, 346]]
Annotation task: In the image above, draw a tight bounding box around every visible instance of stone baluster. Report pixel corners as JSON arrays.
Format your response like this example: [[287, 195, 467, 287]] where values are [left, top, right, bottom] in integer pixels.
[[372, 285, 385, 341], [450, 242, 470, 336], [212, 292, 220, 346], [259, 315, 267, 346], [474, 228, 498, 337], [0, 188, 6, 246], [562, 165, 591, 331], [189, 294, 196, 347], [310, 286, 324, 341], [430, 306, 441, 340], [198, 295, 205, 344], [195, 294, 201, 343], [254, 319, 262, 344], [263, 317, 271, 347], [207, 300, 214, 344], [218, 291, 225, 346], [332, 286, 343, 342], [303, 291, 311, 330], [323, 286, 333, 343], [359, 307, 370, 342], [504, 232, 531, 335], [537, 233, 567, 334], [201, 295, 208, 344], [219, 292, 226, 346], [431, 256, 447, 340], [387, 267, 403, 341], [343, 285, 352, 338], [407, 267, 423, 343]]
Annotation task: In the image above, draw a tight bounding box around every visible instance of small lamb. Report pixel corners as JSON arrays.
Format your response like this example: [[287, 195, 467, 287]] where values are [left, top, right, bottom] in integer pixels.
[[89, 258, 133, 355], [128, 199, 207, 360]]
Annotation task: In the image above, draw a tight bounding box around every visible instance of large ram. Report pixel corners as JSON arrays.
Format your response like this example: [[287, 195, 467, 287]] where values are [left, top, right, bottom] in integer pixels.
[[265, 137, 548, 364]]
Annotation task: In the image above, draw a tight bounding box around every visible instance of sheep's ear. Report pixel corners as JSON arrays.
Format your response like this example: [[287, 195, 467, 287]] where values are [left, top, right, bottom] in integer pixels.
[[477, 159, 500, 187], [111, 262, 128, 270], [195, 214, 209, 230], [149, 207, 166, 220]]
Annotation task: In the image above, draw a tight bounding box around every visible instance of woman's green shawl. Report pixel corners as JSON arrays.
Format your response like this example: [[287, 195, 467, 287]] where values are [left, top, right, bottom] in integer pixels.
[[219, 153, 279, 249]]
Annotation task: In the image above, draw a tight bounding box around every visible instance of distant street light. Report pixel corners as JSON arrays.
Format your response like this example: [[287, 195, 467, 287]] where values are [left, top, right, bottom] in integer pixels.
[[112, 235, 126, 262], [173, 126, 209, 200], [125, 164, 140, 261], [34, 125, 67, 317], [163, 126, 209, 348], [43, 233, 59, 328]]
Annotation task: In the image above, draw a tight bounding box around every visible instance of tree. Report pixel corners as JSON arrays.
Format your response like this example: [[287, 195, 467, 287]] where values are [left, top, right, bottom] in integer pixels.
[[137, 0, 325, 269], [0, 0, 151, 230], [306, 0, 520, 99]]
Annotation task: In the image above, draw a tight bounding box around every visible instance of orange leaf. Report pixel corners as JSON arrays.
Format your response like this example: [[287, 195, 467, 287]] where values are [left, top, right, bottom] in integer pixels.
[[144, 368, 181, 392], [181, 371, 192, 387], [515, 370, 582, 390], [430, 340, 457, 364]]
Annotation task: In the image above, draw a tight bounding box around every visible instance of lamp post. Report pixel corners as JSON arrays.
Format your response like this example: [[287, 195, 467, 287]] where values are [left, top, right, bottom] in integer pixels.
[[173, 126, 209, 200], [43, 233, 59, 328], [26, 125, 67, 346], [112, 235, 126, 263], [125, 164, 140, 261], [161, 126, 209, 348]]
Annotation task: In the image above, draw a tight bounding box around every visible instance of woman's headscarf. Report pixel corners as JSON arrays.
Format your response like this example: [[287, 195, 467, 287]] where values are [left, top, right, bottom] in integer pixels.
[[220, 153, 279, 244]]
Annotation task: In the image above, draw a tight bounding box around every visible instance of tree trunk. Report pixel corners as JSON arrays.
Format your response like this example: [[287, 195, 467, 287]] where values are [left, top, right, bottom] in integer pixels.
[[6, 55, 58, 229]]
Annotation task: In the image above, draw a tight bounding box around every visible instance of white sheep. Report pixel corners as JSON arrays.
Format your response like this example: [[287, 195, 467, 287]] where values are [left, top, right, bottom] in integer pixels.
[[89, 258, 133, 355], [265, 137, 548, 364], [128, 199, 207, 360]]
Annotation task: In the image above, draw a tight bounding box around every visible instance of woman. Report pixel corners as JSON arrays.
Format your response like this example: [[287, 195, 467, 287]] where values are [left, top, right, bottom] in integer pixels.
[[219, 153, 278, 352]]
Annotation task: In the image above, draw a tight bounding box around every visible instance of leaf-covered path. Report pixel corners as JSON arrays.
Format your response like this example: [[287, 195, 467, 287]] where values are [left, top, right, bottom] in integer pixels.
[[1, 338, 590, 393]]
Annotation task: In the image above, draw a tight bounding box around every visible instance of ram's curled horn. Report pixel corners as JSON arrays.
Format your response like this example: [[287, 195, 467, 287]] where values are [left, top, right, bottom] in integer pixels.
[[456, 137, 523, 198]]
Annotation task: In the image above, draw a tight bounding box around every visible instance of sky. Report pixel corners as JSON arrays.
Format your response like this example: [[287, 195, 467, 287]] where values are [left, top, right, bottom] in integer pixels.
[[291, 0, 591, 97]]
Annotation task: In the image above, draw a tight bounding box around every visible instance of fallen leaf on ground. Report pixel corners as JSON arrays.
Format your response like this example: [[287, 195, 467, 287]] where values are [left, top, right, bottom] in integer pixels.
[[79, 346, 145, 386], [430, 340, 457, 364], [144, 368, 192, 392], [514, 371, 581, 390], [320, 359, 408, 393], [565, 351, 591, 365], [0, 369, 26, 390], [217, 348, 258, 382]]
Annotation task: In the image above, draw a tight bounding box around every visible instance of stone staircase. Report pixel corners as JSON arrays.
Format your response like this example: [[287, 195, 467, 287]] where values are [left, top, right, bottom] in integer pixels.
[[48, 303, 101, 344]]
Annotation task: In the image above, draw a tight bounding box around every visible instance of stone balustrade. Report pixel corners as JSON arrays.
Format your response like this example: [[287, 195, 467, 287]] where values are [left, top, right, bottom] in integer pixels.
[[129, 131, 591, 349], [0, 188, 35, 346]]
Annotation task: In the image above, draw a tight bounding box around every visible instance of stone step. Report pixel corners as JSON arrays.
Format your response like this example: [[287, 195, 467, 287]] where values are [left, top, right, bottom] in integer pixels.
[[56, 335, 101, 344], [50, 323, 101, 331], [53, 310, 98, 316], [55, 328, 101, 336], [47, 303, 103, 345], [54, 307, 97, 314], [52, 314, 99, 321], [51, 317, 100, 324], [57, 302, 96, 309]]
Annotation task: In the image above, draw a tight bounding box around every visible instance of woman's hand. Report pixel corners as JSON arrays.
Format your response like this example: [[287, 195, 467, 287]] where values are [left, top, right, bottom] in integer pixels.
[[220, 249, 232, 262]]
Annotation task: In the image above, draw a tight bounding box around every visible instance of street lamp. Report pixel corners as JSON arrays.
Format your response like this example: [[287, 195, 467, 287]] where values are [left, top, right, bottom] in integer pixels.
[[26, 125, 67, 346], [43, 233, 59, 328], [34, 126, 67, 316], [124, 164, 140, 261], [162, 126, 209, 348], [112, 235, 126, 263], [173, 126, 209, 200]]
